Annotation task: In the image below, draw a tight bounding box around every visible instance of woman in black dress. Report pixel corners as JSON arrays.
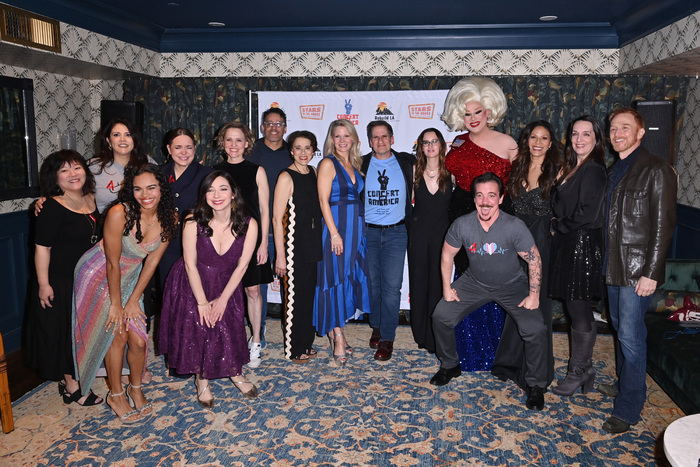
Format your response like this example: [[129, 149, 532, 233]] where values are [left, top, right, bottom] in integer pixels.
[[25, 150, 102, 406], [549, 115, 607, 396], [492, 121, 562, 389], [272, 130, 323, 363], [407, 128, 452, 353], [214, 122, 273, 369]]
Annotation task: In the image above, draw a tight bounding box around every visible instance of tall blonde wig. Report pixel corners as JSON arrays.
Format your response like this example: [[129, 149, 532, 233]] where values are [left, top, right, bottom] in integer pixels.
[[322, 119, 363, 173], [441, 77, 508, 131]]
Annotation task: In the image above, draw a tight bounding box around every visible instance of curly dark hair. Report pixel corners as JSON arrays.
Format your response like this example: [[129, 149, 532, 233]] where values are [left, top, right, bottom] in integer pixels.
[[509, 121, 563, 200], [414, 128, 450, 193], [117, 164, 177, 243], [40, 150, 96, 197], [560, 115, 606, 181], [188, 171, 250, 239], [94, 118, 149, 175]]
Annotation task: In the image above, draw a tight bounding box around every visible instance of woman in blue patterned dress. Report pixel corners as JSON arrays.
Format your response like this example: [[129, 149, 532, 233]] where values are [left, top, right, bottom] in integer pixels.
[[314, 119, 371, 365]]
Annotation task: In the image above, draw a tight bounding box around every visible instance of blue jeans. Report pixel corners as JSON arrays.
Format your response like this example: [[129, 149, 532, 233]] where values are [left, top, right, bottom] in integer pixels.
[[607, 285, 653, 424], [366, 224, 407, 342]]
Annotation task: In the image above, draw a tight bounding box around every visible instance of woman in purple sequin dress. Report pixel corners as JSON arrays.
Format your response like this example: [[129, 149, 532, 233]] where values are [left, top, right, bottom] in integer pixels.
[[160, 171, 259, 407]]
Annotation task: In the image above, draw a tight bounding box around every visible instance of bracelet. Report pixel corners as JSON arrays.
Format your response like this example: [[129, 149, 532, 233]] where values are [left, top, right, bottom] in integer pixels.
[[331, 234, 339, 240], [197, 302, 208, 306]]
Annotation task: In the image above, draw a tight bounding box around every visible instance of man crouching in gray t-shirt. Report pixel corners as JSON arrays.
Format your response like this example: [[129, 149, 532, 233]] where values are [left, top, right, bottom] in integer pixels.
[[429, 172, 548, 411]]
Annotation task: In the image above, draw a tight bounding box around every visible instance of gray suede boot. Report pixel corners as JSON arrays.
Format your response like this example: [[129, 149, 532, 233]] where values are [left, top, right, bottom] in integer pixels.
[[552, 326, 597, 396]]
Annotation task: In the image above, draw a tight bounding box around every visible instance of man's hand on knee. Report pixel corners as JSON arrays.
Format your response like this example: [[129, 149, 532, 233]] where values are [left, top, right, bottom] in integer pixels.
[[443, 287, 460, 302], [519, 294, 539, 310]]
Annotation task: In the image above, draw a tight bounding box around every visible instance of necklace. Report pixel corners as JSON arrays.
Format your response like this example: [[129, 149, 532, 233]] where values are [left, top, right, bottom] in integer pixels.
[[426, 166, 439, 179], [293, 161, 310, 175], [85, 213, 98, 244], [61, 194, 97, 244]]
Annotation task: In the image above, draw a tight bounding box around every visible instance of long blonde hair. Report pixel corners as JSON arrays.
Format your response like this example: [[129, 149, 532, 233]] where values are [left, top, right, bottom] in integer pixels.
[[322, 119, 363, 173]]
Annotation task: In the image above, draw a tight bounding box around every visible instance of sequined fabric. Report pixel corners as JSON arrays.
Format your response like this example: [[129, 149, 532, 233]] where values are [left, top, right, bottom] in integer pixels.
[[549, 228, 604, 300], [160, 223, 250, 379], [513, 186, 552, 219], [455, 302, 506, 371], [73, 230, 161, 394], [445, 133, 512, 191]]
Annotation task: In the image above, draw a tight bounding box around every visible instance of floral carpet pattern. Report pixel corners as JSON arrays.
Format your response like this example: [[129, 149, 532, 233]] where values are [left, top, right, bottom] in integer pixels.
[[2, 324, 683, 466]]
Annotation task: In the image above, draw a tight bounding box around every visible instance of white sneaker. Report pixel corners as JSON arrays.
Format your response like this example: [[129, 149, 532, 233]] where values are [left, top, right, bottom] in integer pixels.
[[248, 342, 262, 368]]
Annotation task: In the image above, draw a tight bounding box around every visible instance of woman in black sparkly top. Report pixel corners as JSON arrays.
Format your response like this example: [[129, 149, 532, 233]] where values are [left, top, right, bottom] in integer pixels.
[[492, 120, 562, 390]]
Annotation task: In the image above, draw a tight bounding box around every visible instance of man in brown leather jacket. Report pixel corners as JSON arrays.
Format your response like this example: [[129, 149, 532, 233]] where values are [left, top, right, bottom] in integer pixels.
[[601, 107, 677, 433]]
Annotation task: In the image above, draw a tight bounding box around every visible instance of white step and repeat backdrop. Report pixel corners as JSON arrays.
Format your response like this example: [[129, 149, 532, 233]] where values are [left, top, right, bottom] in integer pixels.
[[257, 90, 460, 308]]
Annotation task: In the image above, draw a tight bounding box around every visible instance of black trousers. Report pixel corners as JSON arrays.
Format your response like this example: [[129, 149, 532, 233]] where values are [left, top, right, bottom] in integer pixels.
[[433, 274, 548, 388], [281, 259, 318, 359]]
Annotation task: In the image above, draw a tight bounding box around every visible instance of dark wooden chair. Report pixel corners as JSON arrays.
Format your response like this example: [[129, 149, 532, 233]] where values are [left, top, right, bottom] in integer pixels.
[[0, 331, 14, 433]]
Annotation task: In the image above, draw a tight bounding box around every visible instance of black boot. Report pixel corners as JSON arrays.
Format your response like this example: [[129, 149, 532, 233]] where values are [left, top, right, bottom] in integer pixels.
[[552, 326, 596, 396]]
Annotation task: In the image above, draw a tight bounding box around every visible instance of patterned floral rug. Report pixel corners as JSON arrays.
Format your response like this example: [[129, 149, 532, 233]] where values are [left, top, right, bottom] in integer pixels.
[[2, 323, 683, 466]]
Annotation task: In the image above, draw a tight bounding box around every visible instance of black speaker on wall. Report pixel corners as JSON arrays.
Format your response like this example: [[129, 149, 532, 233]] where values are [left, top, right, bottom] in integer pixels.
[[100, 100, 145, 136], [633, 100, 676, 164]]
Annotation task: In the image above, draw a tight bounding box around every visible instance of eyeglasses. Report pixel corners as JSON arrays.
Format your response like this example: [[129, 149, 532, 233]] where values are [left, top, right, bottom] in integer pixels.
[[263, 121, 285, 128], [421, 139, 440, 146]]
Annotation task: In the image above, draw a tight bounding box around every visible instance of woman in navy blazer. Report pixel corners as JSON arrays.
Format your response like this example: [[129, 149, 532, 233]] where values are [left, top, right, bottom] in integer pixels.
[[159, 128, 213, 286]]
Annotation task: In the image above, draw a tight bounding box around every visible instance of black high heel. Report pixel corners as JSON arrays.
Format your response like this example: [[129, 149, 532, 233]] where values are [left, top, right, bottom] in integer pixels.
[[63, 388, 103, 406]]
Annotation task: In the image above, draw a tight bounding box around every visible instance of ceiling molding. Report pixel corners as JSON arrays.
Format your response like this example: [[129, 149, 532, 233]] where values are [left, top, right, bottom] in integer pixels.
[[159, 24, 619, 53]]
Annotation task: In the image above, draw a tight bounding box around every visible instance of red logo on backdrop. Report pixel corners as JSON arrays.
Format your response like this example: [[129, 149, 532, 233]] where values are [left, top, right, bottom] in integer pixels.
[[337, 114, 359, 125], [408, 103, 435, 119], [300, 105, 325, 120], [270, 102, 281, 108]]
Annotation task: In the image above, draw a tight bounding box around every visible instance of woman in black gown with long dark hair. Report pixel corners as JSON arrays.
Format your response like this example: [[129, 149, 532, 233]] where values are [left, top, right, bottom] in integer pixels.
[[407, 128, 452, 353], [491, 121, 562, 389]]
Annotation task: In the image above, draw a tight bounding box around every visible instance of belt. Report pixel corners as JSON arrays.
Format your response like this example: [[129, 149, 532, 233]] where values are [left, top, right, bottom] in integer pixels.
[[366, 220, 405, 229]]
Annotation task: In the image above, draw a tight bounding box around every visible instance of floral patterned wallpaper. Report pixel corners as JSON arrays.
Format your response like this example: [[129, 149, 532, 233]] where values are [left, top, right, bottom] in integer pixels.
[[675, 77, 700, 208], [0, 64, 122, 214], [2, 10, 700, 211]]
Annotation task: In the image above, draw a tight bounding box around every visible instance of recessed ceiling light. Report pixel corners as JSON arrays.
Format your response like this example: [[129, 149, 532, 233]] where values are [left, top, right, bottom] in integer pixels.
[[540, 15, 557, 21], [167, 2, 180, 6], [209, 22, 225, 27]]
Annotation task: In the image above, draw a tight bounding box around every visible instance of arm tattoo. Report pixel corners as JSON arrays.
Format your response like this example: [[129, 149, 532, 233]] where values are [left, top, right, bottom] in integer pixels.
[[519, 245, 542, 297]]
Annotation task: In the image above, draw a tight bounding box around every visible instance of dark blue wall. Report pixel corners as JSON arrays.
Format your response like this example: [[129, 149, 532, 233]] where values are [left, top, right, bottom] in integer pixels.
[[670, 204, 700, 260], [0, 210, 31, 353]]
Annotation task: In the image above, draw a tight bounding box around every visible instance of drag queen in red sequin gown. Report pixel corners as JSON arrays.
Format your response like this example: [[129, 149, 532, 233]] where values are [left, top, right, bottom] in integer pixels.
[[440, 77, 518, 371]]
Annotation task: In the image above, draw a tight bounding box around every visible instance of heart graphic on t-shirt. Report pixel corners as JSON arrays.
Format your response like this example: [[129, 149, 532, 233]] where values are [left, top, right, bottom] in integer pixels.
[[483, 242, 497, 255]]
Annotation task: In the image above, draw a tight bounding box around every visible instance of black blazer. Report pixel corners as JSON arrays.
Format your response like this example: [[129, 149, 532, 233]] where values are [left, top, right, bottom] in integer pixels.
[[551, 160, 607, 234]]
